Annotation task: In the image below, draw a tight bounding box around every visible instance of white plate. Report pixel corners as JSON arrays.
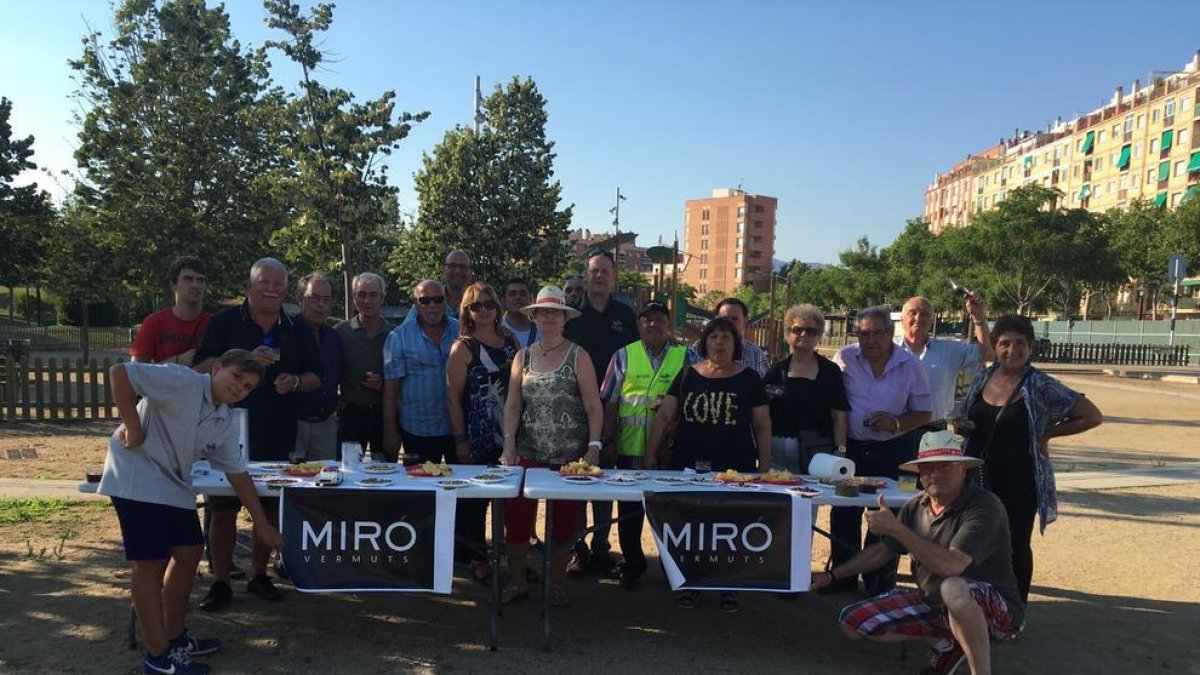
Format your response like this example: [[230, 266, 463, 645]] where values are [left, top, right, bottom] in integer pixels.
[[652, 476, 687, 485], [726, 482, 761, 490], [265, 477, 302, 489], [358, 477, 393, 487], [688, 477, 720, 486], [361, 464, 398, 475], [562, 475, 598, 484], [604, 476, 640, 485], [437, 479, 471, 489], [623, 471, 648, 479], [473, 473, 507, 483], [786, 486, 822, 498]]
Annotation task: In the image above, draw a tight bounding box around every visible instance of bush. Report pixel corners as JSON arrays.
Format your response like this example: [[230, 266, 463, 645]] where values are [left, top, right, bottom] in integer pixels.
[[54, 296, 122, 327]]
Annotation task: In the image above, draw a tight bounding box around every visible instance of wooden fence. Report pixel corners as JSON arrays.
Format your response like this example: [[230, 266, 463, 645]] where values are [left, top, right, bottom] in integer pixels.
[[1, 356, 125, 422], [0, 325, 134, 352]]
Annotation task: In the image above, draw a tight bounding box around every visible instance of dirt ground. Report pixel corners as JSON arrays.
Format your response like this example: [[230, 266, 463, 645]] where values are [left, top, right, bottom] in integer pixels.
[[1, 374, 1198, 674]]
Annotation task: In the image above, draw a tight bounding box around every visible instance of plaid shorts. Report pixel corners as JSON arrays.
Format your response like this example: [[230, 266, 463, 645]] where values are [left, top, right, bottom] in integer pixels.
[[839, 580, 1019, 642]]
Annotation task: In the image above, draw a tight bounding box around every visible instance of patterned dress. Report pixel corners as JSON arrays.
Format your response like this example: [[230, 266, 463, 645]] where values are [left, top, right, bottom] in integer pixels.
[[461, 335, 519, 464], [516, 344, 588, 465]]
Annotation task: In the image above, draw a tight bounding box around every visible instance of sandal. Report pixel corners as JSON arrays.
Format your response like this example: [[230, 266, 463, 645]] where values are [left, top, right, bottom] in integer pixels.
[[501, 584, 529, 606], [675, 590, 699, 609], [470, 560, 493, 586], [549, 584, 571, 608], [720, 591, 740, 613]]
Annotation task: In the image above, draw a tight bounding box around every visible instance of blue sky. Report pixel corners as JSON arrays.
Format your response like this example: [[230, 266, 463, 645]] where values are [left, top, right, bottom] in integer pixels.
[[3, 1, 1199, 264]]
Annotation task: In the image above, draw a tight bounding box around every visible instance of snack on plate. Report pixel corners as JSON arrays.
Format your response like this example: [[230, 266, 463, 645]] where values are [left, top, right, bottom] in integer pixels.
[[361, 464, 398, 475], [408, 461, 453, 477], [473, 473, 506, 482], [834, 479, 861, 497], [559, 459, 603, 477], [358, 477, 392, 487], [563, 475, 598, 484], [266, 477, 302, 489], [282, 462, 326, 477], [760, 469, 803, 485], [714, 469, 755, 483]]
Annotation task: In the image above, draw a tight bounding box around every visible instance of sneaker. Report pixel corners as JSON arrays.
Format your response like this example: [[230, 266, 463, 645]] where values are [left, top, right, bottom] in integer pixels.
[[590, 550, 617, 576], [198, 580, 232, 612], [246, 575, 284, 601], [566, 546, 590, 577], [171, 631, 221, 657], [143, 645, 210, 675], [920, 639, 966, 675], [617, 562, 645, 591]]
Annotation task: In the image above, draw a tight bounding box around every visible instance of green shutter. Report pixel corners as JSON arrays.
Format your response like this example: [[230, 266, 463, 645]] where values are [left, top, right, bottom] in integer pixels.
[[1188, 151, 1200, 173], [1081, 131, 1095, 154], [1117, 144, 1131, 170], [1024, 156, 1033, 168], [1161, 129, 1174, 152], [1158, 161, 1171, 182], [1184, 185, 1200, 203], [1154, 192, 1168, 208], [1079, 184, 1091, 200]]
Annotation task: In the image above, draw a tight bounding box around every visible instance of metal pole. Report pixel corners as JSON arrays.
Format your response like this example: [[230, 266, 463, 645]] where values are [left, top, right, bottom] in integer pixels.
[[1170, 279, 1180, 346]]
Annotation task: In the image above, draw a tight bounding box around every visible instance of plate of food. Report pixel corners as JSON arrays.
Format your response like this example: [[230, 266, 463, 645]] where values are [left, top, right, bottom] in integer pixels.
[[759, 469, 804, 486], [687, 476, 721, 486], [714, 469, 756, 483], [282, 462, 327, 477], [360, 464, 398, 475], [652, 476, 687, 485], [437, 479, 471, 489], [604, 475, 641, 485], [255, 463, 289, 472], [726, 481, 762, 490], [562, 475, 598, 484], [786, 486, 823, 498], [559, 459, 603, 478], [249, 472, 275, 482], [856, 477, 890, 494], [358, 477, 392, 487], [623, 471, 648, 480], [266, 477, 303, 489], [472, 472, 508, 483], [407, 461, 454, 477], [486, 464, 520, 474]]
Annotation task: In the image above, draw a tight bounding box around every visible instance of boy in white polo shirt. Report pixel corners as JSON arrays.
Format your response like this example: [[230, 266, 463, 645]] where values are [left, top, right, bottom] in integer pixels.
[[99, 349, 283, 675]]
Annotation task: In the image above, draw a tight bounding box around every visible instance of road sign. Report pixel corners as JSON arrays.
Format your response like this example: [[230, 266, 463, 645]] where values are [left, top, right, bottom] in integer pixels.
[[1168, 252, 1186, 282]]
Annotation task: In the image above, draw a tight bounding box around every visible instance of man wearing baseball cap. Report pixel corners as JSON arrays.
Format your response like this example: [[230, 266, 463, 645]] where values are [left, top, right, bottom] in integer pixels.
[[812, 430, 1023, 675], [599, 300, 697, 589]]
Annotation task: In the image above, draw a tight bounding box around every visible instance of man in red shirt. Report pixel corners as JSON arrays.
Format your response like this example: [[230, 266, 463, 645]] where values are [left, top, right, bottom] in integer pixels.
[[131, 257, 211, 366]]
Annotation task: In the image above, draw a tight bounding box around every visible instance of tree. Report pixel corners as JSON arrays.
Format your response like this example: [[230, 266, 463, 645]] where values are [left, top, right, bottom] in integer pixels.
[[826, 237, 888, 309], [44, 199, 125, 360], [263, 0, 428, 314], [70, 0, 286, 300], [396, 77, 574, 291], [0, 97, 53, 317]]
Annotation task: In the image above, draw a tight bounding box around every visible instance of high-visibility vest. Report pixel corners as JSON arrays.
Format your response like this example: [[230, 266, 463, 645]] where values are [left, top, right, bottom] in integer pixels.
[[617, 343, 687, 457]]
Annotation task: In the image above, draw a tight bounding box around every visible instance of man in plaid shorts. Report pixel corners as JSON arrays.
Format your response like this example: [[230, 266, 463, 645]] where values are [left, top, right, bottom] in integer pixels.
[[811, 431, 1023, 675]]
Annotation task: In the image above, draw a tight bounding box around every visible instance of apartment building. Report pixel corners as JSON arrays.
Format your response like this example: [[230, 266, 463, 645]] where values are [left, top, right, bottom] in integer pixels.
[[681, 188, 777, 295], [925, 51, 1200, 230]]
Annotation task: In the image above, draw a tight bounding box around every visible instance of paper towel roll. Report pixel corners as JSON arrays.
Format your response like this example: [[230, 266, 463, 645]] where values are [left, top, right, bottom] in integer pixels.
[[808, 452, 855, 479]]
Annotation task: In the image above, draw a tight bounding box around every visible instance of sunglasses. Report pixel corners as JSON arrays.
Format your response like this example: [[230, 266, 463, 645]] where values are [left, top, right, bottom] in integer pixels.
[[468, 299, 500, 312], [417, 296, 445, 306], [789, 325, 822, 336]]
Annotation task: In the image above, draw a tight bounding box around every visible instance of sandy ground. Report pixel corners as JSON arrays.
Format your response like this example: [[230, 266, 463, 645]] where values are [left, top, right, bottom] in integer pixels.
[[1, 374, 1198, 674]]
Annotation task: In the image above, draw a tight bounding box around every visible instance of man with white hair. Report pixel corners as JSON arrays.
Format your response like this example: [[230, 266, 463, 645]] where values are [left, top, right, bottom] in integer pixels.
[[335, 272, 393, 458], [814, 431, 1023, 675], [897, 295, 993, 425]]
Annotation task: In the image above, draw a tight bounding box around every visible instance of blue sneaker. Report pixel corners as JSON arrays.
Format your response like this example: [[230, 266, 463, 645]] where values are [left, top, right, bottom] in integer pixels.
[[143, 645, 211, 675], [172, 631, 221, 656]]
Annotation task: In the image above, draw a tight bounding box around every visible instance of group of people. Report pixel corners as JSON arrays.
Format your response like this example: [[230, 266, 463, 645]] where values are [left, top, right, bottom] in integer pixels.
[[103, 249, 1102, 675]]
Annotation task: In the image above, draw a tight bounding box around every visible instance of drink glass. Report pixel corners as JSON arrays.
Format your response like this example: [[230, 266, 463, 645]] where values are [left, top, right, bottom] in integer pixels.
[[694, 460, 712, 474], [340, 441, 363, 470]]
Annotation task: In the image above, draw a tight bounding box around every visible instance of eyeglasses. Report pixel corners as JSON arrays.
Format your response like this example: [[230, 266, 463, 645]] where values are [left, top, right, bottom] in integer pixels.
[[857, 329, 891, 340], [468, 299, 500, 312], [417, 296, 445, 306], [789, 325, 822, 337], [303, 295, 333, 305]]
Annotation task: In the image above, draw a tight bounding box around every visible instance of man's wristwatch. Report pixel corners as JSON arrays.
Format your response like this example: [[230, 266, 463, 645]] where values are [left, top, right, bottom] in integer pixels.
[[835, 445, 847, 455]]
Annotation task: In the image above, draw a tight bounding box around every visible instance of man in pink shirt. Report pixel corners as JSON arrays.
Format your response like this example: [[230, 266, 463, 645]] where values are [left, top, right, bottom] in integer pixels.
[[829, 305, 931, 595]]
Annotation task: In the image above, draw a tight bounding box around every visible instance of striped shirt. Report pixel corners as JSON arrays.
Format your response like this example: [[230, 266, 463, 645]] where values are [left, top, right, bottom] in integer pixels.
[[383, 317, 459, 436]]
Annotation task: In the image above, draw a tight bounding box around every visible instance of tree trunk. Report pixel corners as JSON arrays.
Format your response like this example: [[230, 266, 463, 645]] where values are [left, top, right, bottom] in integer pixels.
[[340, 221, 353, 321]]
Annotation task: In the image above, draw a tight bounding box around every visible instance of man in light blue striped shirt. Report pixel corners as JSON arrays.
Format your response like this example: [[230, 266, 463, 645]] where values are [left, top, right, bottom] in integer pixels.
[[382, 279, 459, 465]]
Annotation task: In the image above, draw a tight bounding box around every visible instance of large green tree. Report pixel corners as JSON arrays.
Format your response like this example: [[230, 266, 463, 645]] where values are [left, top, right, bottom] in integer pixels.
[[263, 0, 427, 313], [70, 0, 285, 300], [0, 97, 53, 317], [395, 77, 573, 290]]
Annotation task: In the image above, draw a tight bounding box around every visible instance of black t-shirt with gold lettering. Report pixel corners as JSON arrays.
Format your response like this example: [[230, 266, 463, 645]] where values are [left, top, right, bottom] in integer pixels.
[[667, 367, 766, 472]]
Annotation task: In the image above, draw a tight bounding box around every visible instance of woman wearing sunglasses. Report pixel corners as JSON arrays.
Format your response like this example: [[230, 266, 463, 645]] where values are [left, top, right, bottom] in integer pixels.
[[763, 304, 849, 474], [446, 282, 520, 585]]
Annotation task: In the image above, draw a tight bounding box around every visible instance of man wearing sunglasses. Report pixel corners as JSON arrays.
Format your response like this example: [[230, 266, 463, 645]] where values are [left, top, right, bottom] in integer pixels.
[[383, 279, 459, 464], [829, 306, 931, 596], [403, 250, 473, 323]]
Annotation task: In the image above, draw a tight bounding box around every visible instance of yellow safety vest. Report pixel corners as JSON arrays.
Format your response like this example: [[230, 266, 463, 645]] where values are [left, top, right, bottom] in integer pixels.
[[617, 343, 687, 457]]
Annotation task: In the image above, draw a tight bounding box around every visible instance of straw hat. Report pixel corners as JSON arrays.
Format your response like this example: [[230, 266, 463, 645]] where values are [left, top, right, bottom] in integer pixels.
[[520, 286, 582, 319], [898, 430, 984, 473]]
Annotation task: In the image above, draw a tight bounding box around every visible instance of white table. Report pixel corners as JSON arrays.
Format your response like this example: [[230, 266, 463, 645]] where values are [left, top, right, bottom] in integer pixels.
[[521, 468, 918, 650], [80, 462, 523, 651]]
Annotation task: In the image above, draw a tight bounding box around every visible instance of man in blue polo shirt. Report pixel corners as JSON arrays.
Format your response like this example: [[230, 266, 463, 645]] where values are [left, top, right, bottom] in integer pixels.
[[382, 279, 459, 465], [897, 295, 993, 426]]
